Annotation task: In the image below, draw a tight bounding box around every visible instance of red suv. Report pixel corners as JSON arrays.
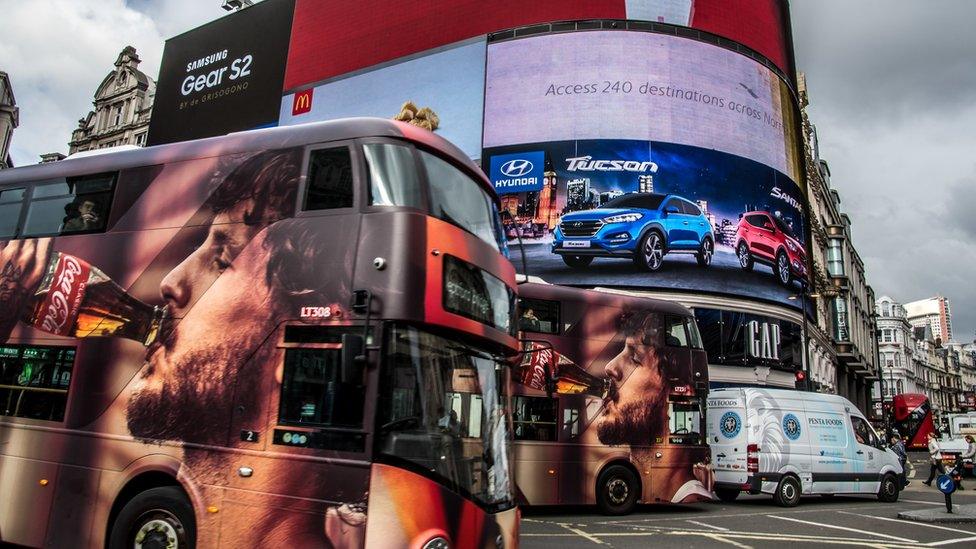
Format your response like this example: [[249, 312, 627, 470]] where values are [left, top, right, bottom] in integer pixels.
[[734, 211, 807, 287]]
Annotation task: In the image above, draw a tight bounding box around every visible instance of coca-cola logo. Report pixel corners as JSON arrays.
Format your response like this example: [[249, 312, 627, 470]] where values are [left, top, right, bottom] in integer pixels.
[[525, 347, 550, 391], [38, 255, 89, 336]]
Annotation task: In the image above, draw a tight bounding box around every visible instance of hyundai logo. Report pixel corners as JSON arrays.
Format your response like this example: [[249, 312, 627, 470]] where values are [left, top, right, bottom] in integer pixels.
[[500, 159, 534, 177], [574, 222, 583, 227]]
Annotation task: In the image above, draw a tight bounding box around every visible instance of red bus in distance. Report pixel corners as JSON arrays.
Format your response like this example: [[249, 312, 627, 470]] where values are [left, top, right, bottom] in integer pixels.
[[892, 393, 936, 450]]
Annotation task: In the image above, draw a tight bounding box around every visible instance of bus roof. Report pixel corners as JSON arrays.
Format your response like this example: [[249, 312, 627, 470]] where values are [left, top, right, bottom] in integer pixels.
[[518, 281, 694, 317], [0, 117, 494, 199]]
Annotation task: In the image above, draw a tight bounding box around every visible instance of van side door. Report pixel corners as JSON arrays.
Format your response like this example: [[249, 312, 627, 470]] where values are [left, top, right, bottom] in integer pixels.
[[850, 415, 882, 494]]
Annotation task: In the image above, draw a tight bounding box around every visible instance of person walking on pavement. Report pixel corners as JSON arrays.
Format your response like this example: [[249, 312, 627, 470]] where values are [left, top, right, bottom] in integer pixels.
[[923, 431, 945, 486], [956, 435, 976, 489], [890, 435, 909, 488]]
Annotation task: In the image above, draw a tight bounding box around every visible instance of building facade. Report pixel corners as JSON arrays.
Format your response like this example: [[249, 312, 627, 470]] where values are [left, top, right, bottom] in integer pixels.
[[68, 47, 155, 154], [799, 73, 879, 416], [0, 71, 17, 169], [904, 296, 953, 343], [874, 294, 976, 430]]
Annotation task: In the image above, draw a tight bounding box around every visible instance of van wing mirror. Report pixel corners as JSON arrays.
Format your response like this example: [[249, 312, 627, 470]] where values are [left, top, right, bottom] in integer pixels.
[[341, 334, 365, 384]]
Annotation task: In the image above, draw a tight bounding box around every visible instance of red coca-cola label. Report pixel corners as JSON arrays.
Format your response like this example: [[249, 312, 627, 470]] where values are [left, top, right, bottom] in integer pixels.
[[521, 347, 550, 391], [35, 254, 91, 336]]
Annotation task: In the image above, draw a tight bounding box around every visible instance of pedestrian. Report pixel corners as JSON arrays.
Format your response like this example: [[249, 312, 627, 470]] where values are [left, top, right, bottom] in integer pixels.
[[890, 435, 909, 488], [956, 434, 976, 488], [923, 431, 945, 486]]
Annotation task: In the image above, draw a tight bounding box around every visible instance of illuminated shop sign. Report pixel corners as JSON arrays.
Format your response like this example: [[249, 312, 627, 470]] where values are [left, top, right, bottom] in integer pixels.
[[694, 308, 800, 370]]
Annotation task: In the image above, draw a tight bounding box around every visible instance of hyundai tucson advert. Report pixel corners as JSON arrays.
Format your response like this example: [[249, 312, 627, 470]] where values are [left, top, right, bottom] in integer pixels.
[[483, 30, 808, 309]]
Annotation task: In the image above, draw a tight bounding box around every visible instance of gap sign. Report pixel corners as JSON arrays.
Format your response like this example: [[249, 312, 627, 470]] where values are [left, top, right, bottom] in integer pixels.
[[489, 151, 545, 194]]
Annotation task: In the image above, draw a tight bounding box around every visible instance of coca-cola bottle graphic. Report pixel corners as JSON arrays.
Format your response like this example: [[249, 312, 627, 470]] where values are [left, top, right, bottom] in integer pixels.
[[21, 252, 163, 346], [515, 342, 608, 399]]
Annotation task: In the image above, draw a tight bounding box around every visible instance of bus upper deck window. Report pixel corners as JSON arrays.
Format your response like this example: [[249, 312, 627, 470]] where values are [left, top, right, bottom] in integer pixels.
[[22, 174, 114, 237], [304, 147, 354, 210], [419, 150, 499, 251], [364, 143, 422, 208], [0, 187, 25, 238]]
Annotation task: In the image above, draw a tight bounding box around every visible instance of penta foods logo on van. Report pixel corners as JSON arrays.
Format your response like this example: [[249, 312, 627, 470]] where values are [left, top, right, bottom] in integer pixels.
[[782, 413, 802, 441], [808, 417, 844, 427], [720, 411, 741, 439]]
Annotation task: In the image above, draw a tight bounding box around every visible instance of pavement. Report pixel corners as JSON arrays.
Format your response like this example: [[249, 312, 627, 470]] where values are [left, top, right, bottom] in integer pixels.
[[510, 241, 808, 309], [520, 473, 976, 548]]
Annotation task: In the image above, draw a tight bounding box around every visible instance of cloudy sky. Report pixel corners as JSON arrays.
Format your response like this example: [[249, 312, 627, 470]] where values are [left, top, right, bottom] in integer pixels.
[[1, 0, 974, 340]]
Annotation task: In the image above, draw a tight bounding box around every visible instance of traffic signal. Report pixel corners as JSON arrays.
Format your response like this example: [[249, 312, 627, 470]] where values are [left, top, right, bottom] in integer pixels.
[[795, 370, 810, 391]]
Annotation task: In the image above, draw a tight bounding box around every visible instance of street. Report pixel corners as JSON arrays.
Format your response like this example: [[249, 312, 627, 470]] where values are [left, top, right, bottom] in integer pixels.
[[510, 241, 806, 308], [521, 464, 976, 548]]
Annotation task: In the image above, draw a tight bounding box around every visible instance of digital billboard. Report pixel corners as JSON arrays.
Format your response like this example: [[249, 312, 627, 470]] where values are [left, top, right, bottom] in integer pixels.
[[484, 30, 807, 310], [279, 39, 486, 158], [147, 0, 295, 146], [284, 0, 794, 92]]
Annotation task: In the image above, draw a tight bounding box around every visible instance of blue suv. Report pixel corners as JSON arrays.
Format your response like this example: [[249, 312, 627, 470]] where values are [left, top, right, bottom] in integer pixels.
[[552, 193, 715, 271]]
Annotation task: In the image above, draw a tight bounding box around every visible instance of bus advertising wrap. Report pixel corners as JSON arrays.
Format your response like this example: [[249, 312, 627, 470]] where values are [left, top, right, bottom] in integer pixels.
[[485, 30, 808, 310], [0, 120, 518, 547]]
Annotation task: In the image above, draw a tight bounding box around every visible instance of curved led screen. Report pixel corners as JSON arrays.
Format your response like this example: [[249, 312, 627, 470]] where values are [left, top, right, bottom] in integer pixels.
[[484, 30, 807, 310]]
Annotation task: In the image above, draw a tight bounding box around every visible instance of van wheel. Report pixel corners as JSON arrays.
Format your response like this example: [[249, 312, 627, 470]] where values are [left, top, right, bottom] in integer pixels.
[[562, 255, 593, 269], [715, 488, 740, 502], [109, 486, 196, 549], [773, 476, 801, 507], [878, 474, 900, 503], [597, 465, 639, 515]]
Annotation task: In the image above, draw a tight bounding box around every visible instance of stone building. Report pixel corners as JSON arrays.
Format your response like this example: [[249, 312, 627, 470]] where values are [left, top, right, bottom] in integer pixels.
[[68, 46, 155, 154], [0, 71, 17, 168], [798, 73, 880, 416]]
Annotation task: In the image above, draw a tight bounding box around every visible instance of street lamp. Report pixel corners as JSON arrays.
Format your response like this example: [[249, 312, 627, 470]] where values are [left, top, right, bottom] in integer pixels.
[[788, 291, 820, 391]]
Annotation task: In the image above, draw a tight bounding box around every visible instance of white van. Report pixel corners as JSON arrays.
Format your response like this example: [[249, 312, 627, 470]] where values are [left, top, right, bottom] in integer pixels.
[[706, 388, 903, 506]]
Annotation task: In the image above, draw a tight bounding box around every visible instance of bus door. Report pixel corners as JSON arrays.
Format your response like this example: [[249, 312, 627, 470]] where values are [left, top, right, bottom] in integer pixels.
[[222, 325, 373, 545]]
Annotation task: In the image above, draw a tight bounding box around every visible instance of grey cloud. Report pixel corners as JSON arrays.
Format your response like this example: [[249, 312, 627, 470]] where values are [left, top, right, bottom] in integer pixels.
[[792, 0, 976, 125]]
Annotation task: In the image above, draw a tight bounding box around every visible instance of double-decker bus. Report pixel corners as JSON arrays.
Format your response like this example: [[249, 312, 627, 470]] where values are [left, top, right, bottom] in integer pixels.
[[511, 282, 712, 515], [0, 118, 519, 548], [892, 393, 936, 450]]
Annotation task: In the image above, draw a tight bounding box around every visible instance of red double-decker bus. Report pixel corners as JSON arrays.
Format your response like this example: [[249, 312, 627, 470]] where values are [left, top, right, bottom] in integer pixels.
[[892, 393, 936, 450], [511, 282, 712, 515], [0, 118, 519, 548]]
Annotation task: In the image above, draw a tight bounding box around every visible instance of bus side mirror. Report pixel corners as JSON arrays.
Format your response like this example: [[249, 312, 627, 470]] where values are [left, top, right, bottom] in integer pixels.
[[341, 334, 365, 384]]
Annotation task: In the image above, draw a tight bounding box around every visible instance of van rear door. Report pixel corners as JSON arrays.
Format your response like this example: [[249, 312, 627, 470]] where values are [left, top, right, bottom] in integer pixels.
[[707, 394, 748, 485]]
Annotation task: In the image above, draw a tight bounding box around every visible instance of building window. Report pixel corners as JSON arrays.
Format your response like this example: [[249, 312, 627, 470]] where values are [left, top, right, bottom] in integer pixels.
[[882, 302, 891, 316], [113, 103, 124, 126], [882, 329, 893, 343], [135, 133, 146, 146], [827, 238, 845, 276]]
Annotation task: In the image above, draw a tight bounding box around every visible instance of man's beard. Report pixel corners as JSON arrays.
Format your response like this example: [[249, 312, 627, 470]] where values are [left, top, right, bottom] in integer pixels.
[[127, 340, 262, 446], [597, 394, 667, 446]]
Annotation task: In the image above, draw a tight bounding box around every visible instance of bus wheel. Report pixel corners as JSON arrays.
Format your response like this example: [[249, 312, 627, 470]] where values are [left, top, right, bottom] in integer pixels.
[[878, 474, 900, 503], [597, 465, 639, 515], [109, 486, 196, 549], [715, 488, 740, 502]]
